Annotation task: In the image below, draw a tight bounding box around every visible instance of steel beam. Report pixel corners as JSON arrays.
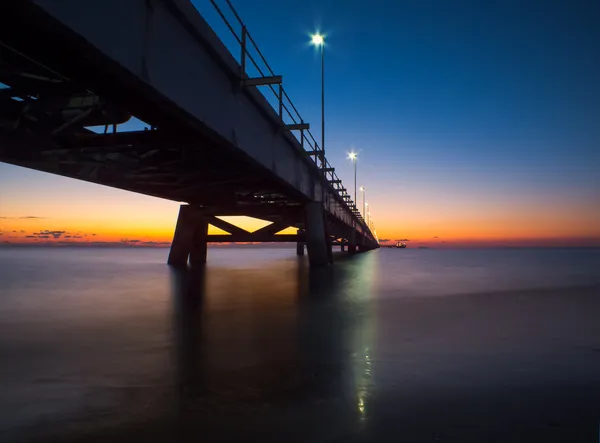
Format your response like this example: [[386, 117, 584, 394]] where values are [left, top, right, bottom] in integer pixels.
[[206, 234, 299, 243], [285, 123, 309, 131], [252, 218, 295, 237], [243, 75, 282, 86], [207, 216, 250, 236]]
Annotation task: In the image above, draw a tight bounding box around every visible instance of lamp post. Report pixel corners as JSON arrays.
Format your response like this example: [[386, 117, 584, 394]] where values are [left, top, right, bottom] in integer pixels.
[[310, 33, 325, 168], [360, 186, 366, 218], [348, 152, 357, 211]]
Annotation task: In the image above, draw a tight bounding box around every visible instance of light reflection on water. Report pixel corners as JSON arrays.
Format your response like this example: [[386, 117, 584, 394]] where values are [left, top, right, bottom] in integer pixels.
[[0, 247, 599, 442]]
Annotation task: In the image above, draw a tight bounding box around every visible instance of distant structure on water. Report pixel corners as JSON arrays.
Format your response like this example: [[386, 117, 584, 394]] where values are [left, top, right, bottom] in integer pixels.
[[383, 241, 407, 249]]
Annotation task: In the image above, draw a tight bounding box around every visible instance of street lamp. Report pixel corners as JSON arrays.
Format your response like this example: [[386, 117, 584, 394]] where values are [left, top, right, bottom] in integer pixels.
[[348, 151, 357, 210], [310, 33, 325, 169], [360, 186, 366, 218]]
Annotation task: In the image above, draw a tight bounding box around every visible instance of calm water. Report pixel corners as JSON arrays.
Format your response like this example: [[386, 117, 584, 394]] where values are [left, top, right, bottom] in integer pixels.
[[0, 247, 599, 442]]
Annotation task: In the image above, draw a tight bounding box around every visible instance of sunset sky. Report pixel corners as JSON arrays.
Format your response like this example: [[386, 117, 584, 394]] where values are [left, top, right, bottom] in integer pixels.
[[1, 0, 599, 248]]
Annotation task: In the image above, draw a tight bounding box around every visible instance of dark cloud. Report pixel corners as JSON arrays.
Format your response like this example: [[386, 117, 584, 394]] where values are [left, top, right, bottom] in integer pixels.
[[396, 239, 410, 242], [92, 234, 97, 236], [20, 230, 25, 233], [3, 240, 172, 248], [23, 230, 70, 240], [433, 236, 440, 239], [32, 230, 67, 239], [379, 238, 390, 242], [0, 216, 46, 219]]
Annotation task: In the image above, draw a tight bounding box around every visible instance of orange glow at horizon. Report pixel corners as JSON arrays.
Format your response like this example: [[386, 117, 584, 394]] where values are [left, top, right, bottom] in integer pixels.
[[1, 165, 598, 248]]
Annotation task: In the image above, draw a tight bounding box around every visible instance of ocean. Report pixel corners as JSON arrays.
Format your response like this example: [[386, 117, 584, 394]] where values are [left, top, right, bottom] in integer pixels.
[[0, 247, 599, 442]]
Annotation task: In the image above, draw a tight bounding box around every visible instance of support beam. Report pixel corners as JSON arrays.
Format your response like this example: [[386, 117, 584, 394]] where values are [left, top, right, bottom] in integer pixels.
[[206, 234, 299, 243], [296, 242, 305, 256], [252, 218, 295, 237], [208, 216, 249, 236], [304, 202, 329, 267]]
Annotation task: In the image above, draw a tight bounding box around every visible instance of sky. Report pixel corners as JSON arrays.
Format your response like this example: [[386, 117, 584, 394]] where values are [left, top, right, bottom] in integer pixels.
[[1, 0, 599, 247]]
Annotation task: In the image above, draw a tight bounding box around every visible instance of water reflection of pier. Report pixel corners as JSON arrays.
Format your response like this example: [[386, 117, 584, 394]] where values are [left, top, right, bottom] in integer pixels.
[[170, 252, 378, 440]]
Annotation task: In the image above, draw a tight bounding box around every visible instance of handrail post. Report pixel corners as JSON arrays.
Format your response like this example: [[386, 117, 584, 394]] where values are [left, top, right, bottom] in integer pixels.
[[278, 84, 283, 120], [240, 25, 247, 83]]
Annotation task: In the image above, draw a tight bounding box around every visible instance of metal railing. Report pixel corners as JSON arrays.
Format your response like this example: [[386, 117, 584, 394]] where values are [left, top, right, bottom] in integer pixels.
[[208, 0, 319, 151], [205, 0, 373, 234]]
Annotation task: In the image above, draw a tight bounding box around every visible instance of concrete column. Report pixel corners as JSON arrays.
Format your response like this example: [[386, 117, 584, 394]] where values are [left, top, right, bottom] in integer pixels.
[[304, 202, 329, 267], [348, 229, 357, 254], [189, 219, 208, 265], [168, 205, 195, 266], [168, 205, 208, 266], [357, 233, 367, 253], [323, 219, 333, 264], [341, 241, 345, 252], [327, 239, 333, 263], [296, 242, 305, 256]]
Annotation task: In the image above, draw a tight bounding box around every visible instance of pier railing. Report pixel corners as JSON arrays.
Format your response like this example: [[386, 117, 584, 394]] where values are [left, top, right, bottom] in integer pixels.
[[203, 0, 370, 228]]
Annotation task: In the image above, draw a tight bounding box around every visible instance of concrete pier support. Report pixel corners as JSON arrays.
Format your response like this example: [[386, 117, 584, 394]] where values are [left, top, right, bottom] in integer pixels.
[[168, 205, 208, 266], [341, 241, 345, 252], [189, 217, 208, 265], [326, 233, 333, 264], [296, 242, 305, 256], [304, 202, 329, 267], [348, 229, 357, 254]]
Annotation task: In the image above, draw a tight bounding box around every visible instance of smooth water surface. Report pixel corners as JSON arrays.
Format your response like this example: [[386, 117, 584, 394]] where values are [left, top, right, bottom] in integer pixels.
[[0, 247, 599, 442]]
